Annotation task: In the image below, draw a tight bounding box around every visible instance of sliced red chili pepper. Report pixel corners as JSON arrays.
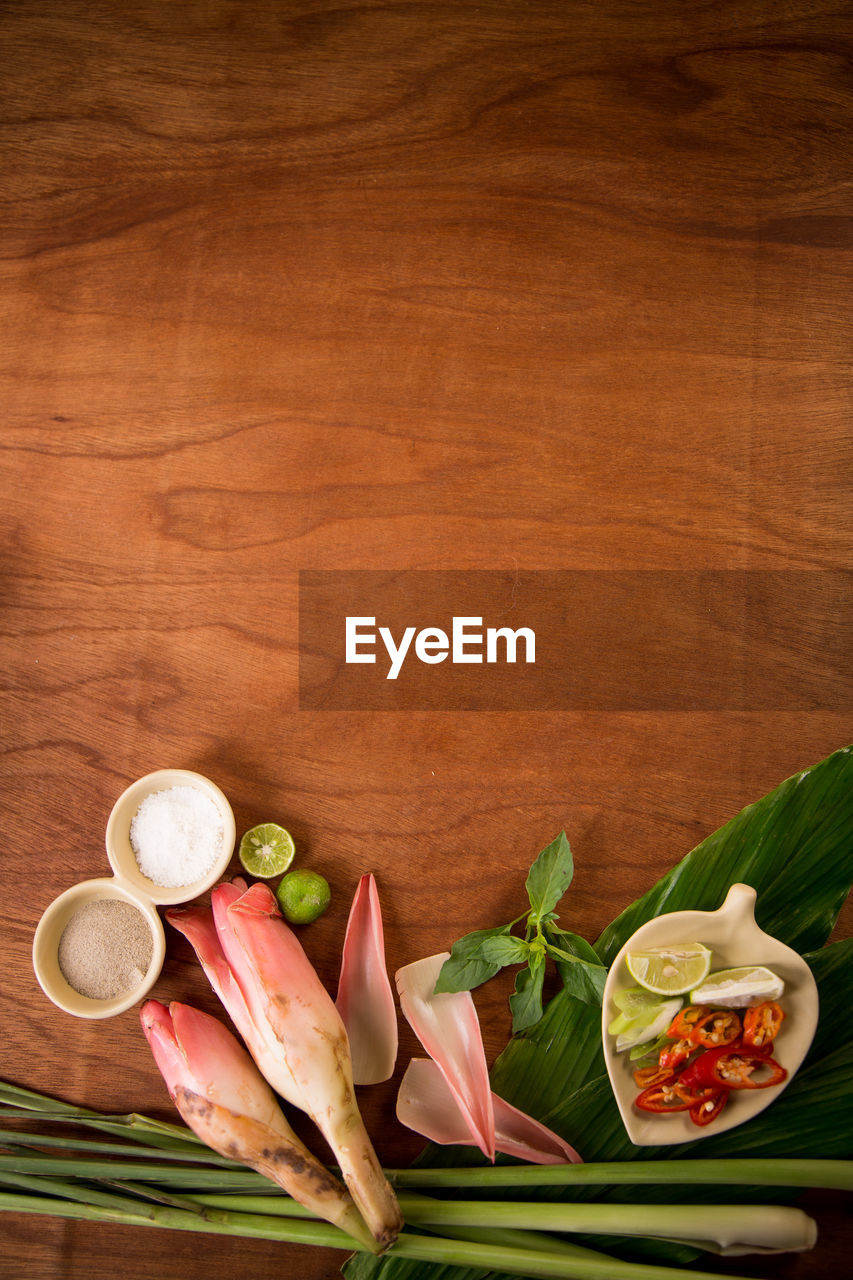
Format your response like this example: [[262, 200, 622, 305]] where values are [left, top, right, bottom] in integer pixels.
[[635, 1078, 717, 1113], [689, 1090, 728, 1127], [690, 1009, 742, 1049], [667, 1005, 713, 1039], [743, 1001, 785, 1051], [669, 1005, 742, 1048], [680, 1046, 788, 1091], [633, 1062, 672, 1089], [658, 1037, 693, 1071]]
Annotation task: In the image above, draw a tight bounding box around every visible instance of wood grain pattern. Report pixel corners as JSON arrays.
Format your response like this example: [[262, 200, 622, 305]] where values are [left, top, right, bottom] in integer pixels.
[[1, 1, 851, 1277]]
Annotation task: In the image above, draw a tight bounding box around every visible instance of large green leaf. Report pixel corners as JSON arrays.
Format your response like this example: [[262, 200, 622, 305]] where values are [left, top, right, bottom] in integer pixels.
[[595, 744, 853, 964], [345, 746, 853, 1280], [493, 744, 853, 1119]]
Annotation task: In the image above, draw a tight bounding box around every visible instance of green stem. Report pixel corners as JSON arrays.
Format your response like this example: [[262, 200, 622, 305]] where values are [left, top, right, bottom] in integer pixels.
[[394, 1197, 816, 1253], [0, 1169, 144, 1212], [0, 1083, 204, 1152], [192, 1193, 615, 1261], [0, 1130, 235, 1165], [0, 1191, 781, 1280], [389, 1157, 853, 1192], [0, 1191, 353, 1247], [0, 1152, 269, 1190], [7, 1083, 845, 1194], [389, 1230, 771, 1279]]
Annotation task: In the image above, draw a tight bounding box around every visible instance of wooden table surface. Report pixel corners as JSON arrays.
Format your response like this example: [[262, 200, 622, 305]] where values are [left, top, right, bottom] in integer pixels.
[[2, 2, 850, 1277]]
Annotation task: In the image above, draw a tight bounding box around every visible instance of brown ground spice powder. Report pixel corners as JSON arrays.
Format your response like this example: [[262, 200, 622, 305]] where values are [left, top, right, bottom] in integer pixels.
[[58, 898, 154, 1000]]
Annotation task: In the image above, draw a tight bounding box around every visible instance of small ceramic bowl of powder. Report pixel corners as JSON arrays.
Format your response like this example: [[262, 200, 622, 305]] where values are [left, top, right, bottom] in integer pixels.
[[33, 878, 166, 1019], [106, 769, 236, 906]]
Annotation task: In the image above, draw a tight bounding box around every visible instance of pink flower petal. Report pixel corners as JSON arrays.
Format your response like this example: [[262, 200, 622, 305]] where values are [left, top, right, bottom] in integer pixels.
[[397, 1058, 582, 1164], [336, 875, 398, 1085], [395, 953, 495, 1161]]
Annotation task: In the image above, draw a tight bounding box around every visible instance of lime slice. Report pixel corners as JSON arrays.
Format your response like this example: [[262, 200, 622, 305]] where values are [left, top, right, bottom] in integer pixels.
[[607, 990, 683, 1054], [238, 823, 296, 879], [276, 869, 331, 924], [690, 965, 784, 1008], [626, 942, 712, 995]]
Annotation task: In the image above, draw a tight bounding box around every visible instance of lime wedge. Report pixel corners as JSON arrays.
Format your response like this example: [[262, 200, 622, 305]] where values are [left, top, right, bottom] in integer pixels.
[[690, 965, 784, 1008], [238, 823, 295, 879], [276, 869, 331, 924], [607, 989, 683, 1054], [611, 986, 673, 1019], [626, 942, 712, 995]]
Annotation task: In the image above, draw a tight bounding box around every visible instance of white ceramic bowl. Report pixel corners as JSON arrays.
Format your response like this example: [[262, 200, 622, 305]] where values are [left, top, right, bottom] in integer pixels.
[[105, 768, 236, 907], [32, 877, 166, 1019], [602, 883, 819, 1146], [33, 769, 236, 1019]]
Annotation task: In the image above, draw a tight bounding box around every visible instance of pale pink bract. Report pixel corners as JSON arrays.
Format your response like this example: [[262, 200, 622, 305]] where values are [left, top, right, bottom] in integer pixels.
[[336, 874, 398, 1085]]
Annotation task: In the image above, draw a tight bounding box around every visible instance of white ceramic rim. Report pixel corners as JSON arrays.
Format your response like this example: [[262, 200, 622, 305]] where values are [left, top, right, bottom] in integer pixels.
[[32, 877, 167, 1020], [105, 768, 236, 906]]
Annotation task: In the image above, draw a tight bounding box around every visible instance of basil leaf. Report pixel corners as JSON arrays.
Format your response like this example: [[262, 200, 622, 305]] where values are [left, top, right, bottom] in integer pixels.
[[478, 934, 531, 966], [509, 953, 546, 1033], [546, 947, 607, 1004], [544, 923, 601, 966], [544, 925, 607, 1003], [525, 829, 574, 921], [433, 925, 511, 993]]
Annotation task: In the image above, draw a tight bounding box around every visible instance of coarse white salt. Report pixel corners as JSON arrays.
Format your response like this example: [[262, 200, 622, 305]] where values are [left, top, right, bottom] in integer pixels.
[[130, 785, 224, 888]]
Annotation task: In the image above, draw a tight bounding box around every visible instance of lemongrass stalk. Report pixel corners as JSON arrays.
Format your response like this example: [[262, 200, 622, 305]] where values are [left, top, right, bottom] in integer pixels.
[[0, 1152, 269, 1190], [395, 1198, 817, 1255], [0, 1082, 199, 1139], [0, 1107, 204, 1154], [0, 1111, 203, 1154], [3, 1115, 851, 1196], [97, 1179, 215, 1212], [6, 1082, 847, 1193], [3, 1136, 851, 1201], [0, 1169, 144, 1211], [0, 1082, 103, 1115], [0, 1191, 783, 1280], [389, 1157, 853, 1192], [0, 1190, 355, 1247], [187, 1192, 315, 1219], [191, 1192, 621, 1262], [423, 1220, 616, 1263], [0, 1130, 236, 1165]]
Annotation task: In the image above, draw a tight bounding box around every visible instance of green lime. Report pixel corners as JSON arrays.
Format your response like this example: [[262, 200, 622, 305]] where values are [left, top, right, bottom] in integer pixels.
[[276, 869, 331, 924], [238, 823, 296, 879], [690, 965, 784, 1008], [625, 942, 712, 996]]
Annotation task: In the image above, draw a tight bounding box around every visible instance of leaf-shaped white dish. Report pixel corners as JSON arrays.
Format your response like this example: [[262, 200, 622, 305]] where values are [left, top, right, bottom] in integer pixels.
[[602, 883, 819, 1146]]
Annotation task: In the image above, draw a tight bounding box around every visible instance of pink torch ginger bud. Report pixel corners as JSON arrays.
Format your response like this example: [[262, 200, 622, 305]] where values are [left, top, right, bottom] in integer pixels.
[[167, 889, 304, 1109], [140, 1000, 379, 1252], [169, 880, 402, 1251], [336, 874, 398, 1085]]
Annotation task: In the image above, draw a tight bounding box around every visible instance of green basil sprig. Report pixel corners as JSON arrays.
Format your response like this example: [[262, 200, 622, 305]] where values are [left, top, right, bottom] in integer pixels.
[[434, 832, 606, 1033]]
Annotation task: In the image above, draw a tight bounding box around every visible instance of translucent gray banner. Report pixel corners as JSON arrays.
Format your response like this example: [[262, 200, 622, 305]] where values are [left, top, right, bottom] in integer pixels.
[[298, 570, 851, 711]]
